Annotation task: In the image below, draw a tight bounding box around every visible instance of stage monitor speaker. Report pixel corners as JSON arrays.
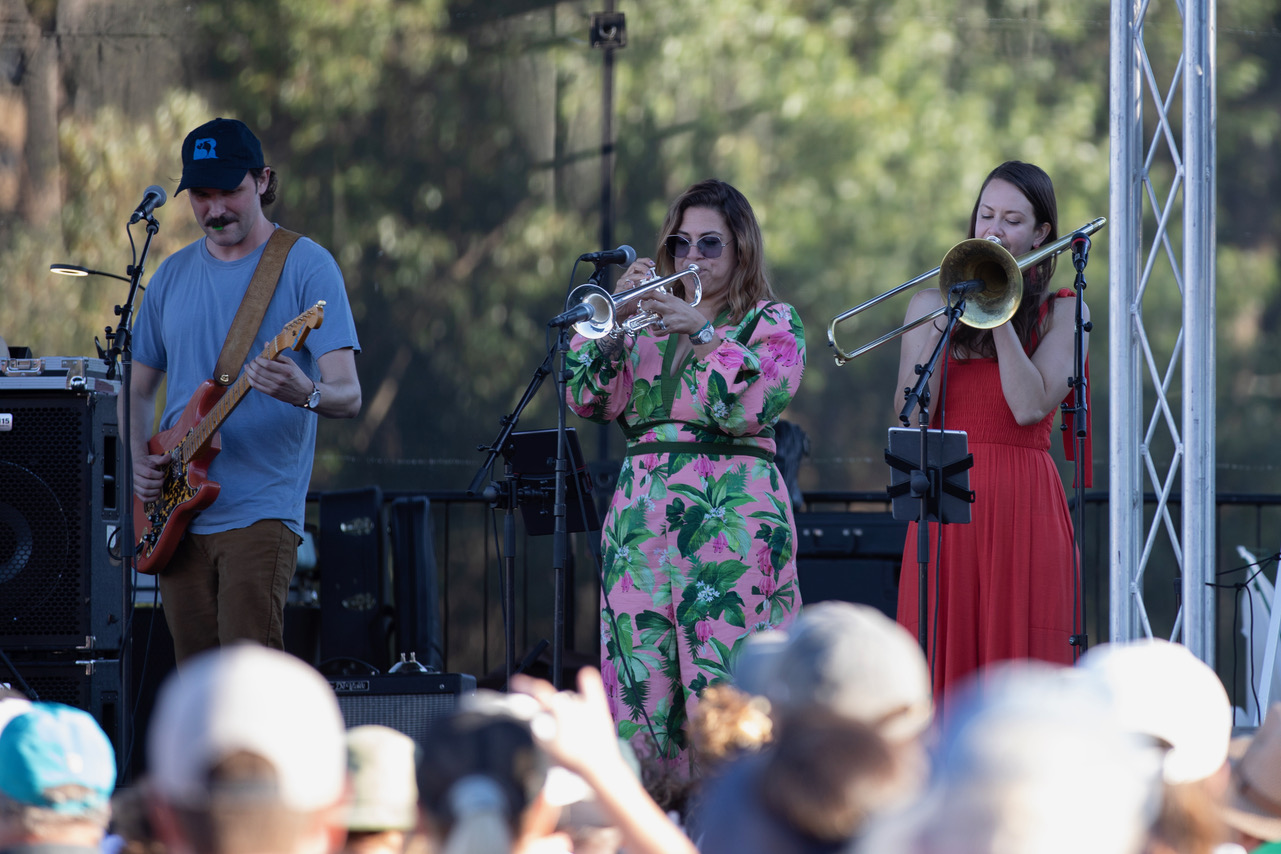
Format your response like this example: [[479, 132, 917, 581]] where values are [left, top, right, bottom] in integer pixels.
[[0, 389, 124, 650], [328, 672, 476, 749], [388, 497, 443, 672], [0, 653, 126, 782], [319, 487, 389, 673], [795, 511, 907, 619]]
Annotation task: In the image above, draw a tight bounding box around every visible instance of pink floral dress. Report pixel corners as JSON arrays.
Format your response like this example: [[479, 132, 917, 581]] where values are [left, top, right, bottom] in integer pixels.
[[565, 299, 806, 768]]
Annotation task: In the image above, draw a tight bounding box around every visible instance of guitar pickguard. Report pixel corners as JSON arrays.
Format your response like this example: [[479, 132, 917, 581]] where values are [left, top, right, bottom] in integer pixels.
[[138, 456, 198, 553]]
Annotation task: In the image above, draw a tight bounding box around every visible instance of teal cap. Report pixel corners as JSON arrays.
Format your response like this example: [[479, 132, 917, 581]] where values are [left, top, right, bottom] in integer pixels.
[[0, 702, 115, 814]]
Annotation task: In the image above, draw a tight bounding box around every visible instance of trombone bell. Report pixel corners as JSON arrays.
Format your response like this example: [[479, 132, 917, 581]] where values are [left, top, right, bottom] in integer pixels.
[[937, 238, 1022, 330]]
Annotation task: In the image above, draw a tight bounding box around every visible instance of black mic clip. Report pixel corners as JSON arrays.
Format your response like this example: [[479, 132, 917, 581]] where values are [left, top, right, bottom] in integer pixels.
[[949, 279, 985, 298]]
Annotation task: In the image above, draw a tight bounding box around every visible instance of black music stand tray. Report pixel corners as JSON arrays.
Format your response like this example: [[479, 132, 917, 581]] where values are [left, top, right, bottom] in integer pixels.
[[885, 427, 974, 524], [501, 428, 601, 536]]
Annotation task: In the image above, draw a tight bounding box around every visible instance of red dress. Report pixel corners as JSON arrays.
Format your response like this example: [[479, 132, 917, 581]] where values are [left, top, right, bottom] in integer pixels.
[[896, 294, 1080, 702]]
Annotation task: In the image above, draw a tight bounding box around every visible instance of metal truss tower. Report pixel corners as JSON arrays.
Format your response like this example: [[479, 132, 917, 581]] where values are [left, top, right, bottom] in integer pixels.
[[1108, 0, 1216, 659]]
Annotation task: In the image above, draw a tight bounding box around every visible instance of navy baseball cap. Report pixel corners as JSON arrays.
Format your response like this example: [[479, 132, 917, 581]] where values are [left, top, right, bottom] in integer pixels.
[[176, 118, 265, 194]]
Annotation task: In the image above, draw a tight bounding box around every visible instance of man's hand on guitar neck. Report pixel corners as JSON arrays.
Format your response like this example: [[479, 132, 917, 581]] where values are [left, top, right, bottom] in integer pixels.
[[244, 353, 314, 408], [242, 348, 361, 418]]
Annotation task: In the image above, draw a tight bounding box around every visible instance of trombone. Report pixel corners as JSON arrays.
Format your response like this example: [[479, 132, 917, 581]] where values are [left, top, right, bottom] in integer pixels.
[[826, 217, 1106, 365], [567, 264, 701, 339]]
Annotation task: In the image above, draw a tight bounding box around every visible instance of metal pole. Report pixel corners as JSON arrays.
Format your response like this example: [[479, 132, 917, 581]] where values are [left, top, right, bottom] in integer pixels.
[[1182, 0, 1217, 662], [1108, 0, 1144, 643], [595, 3, 621, 472]]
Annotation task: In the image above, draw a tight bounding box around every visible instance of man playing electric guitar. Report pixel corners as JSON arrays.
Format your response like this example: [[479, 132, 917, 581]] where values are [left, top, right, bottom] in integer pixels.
[[125, 118, 361, 664]]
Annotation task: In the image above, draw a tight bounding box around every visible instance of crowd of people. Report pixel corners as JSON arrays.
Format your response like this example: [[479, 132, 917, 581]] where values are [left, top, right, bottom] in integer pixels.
[[2, 624, 1280, 854]]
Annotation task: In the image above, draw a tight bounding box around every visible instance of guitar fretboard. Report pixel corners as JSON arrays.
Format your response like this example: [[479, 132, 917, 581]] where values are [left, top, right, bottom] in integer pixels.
[[174, 302, 323, 464]]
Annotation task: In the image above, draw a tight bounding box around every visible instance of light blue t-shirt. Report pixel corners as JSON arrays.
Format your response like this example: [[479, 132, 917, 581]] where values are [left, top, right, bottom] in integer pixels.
[[132, 228, 360, 536]]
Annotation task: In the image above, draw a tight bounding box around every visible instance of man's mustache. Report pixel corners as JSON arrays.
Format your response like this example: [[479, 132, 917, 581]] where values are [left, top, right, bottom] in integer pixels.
[[205, 215, 237, 229]]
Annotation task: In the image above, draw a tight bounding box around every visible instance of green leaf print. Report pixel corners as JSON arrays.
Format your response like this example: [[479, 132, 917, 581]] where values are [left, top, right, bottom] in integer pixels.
[[606, 620, 652, 722], [633, 378, 663, 422], [616, 459, 636, 499], [618, 720, 644, 741], [702, 372, 749, 433], [602, 504, 658, 592], [691, 637, 736, 683], [715, 592, 747, 628], [674, 503, 709, 555], [675, 560, 750, 626], [758, 382, 793, 426], [665, 497, 686, 530], [749, 492, 792, 530], [635, 609, 676, 664], [670, 468, 755, 557]]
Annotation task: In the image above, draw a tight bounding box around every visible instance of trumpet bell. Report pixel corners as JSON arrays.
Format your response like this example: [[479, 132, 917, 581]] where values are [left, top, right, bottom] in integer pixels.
[[938, 238, 1023, 329], [565, 283, 616, 339]]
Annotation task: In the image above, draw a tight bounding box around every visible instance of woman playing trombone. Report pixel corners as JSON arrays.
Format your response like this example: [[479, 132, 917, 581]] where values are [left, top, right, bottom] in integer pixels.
[[894, 160, 1090, 701], [564, 179, 806, 777]]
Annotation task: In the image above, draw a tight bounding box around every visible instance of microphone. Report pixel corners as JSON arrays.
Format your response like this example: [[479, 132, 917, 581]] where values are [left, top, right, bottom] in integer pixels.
[[949, 279, 986, 298], [129, 185, 167, 224], [579, 245, 636, 267], [547, 302, 597, 329], [1070, 232, 1091, 272]]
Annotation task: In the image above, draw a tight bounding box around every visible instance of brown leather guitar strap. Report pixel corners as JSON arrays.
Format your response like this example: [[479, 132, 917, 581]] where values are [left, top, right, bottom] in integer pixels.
[[212, 228, 302, 385]]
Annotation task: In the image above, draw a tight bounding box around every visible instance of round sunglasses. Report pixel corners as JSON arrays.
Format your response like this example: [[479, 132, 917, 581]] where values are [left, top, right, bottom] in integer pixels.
[[664, 234, 731, 259]]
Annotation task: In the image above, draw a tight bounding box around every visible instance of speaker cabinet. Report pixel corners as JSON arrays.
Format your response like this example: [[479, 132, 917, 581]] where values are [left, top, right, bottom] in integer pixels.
[[795, 511, 906, 619], [328, 673, 476, 748], [319, 487, 389, 672], [0, 653, 125, 779], [0, 389, 124, 650]]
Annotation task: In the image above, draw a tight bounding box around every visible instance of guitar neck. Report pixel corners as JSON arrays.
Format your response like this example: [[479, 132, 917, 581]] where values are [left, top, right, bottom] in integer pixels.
[[177, 334, 297, 464], [178, 376, 250, 464]]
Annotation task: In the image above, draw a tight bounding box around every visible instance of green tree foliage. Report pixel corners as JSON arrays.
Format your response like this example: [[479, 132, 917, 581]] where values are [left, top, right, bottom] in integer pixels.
[[3, 0, 1278, 496]]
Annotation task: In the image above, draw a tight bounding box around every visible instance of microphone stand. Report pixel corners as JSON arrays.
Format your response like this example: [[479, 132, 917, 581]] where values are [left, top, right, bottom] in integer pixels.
[[467, 339, 557, 692], [898, 292, 970, 654], [1062, 243, 1093, 657], [548, 324, 574, 690], [468, 262, 608, 690]]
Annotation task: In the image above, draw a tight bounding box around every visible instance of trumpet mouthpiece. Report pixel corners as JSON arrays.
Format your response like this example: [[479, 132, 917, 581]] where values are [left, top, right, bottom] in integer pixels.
[[985, 235, 1003, 246]]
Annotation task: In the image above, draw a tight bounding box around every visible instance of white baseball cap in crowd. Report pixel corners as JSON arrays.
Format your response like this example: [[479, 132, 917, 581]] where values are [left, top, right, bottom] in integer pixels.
[[147, 644, 348, 812], [1079, 638, 1233, 785]]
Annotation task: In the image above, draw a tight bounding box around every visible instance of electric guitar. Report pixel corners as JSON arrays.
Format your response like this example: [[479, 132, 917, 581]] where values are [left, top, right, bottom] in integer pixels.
[[133, 301, 325, 575]]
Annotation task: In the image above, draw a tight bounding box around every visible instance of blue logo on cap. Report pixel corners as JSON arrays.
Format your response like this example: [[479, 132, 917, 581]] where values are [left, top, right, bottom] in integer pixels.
[[193, 138, 218, 160]]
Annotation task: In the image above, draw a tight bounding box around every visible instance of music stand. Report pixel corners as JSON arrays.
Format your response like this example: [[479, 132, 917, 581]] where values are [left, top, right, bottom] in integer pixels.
[[885, 424, 975, 656], [502, 428, 601, 536], [885, 428, 974, 523]]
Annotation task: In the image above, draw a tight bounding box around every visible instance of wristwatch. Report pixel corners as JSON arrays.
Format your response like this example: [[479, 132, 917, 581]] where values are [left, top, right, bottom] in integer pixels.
[[301, 383, 321, 411], [689, 322, 716, 346]]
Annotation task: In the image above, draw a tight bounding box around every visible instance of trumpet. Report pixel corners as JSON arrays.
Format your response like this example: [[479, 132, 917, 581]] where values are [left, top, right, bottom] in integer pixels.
[[826, 217, 1106, 365], [566, 264, 702, 339]]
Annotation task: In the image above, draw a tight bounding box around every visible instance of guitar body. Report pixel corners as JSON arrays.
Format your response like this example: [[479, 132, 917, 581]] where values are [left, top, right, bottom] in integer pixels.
[[133, 380, 225, 575]]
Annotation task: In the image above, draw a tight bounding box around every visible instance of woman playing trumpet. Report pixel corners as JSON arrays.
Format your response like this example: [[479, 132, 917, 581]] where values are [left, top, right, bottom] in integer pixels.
[[565, 179, 806, 776], [894, 160, 1089, 702]]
